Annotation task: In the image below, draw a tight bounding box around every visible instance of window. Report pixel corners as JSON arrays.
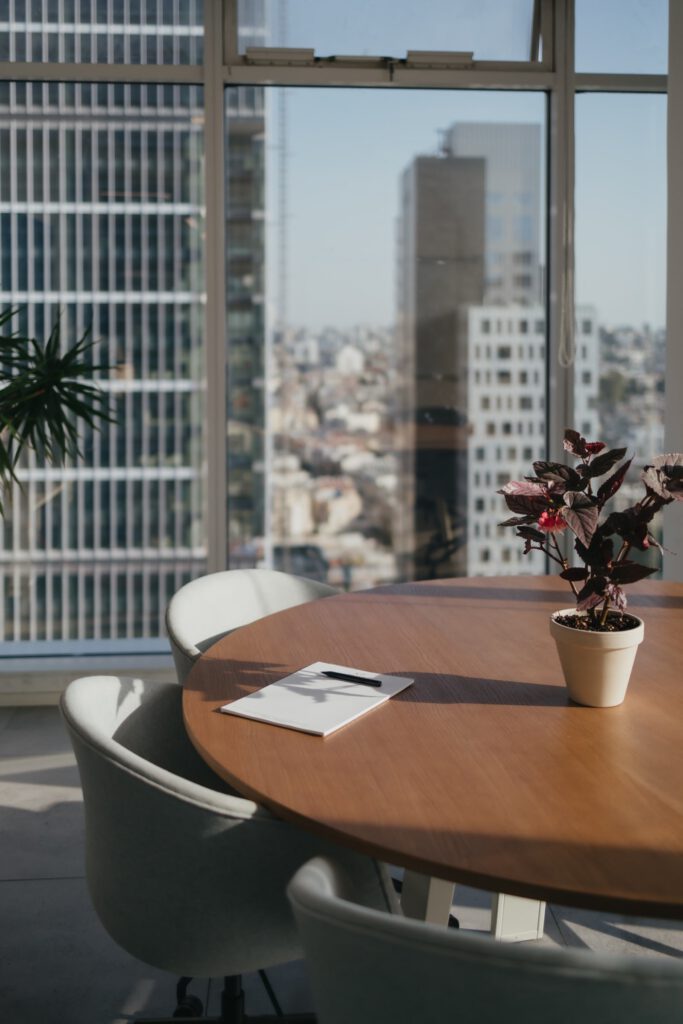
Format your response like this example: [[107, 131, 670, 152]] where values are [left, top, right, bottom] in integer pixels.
[[576, 93, 666, 454], [0, 0, 676, 654], [239, 0, 539, 62]]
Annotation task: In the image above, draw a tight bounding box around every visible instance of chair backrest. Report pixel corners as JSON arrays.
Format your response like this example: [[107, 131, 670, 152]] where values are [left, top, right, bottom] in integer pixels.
[[288, 857, 683, 1024], [165, 568, 339, 683], [61, 676, 394, 980]]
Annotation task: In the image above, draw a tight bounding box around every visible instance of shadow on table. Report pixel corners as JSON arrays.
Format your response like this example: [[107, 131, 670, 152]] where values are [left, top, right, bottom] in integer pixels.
[[393, 672, 568, 707]]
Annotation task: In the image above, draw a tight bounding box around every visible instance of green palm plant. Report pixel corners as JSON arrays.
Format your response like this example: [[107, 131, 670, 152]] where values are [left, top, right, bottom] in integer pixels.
[[0, 307, 112, 512]]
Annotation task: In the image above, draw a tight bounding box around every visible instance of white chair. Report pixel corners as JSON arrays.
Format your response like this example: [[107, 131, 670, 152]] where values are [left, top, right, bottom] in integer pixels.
[[61, 676, 397, 1023], [165, 569, 339, 684], [288, 856, 683, 1024]]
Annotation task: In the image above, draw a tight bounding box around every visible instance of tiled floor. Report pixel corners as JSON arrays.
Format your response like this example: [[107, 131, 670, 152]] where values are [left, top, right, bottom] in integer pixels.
[[1, 706, 682, 1023]]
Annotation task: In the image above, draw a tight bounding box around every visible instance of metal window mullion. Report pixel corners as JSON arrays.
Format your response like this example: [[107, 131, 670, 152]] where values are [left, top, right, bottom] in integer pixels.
[[664, 0, 683, 576], [538, 0, 554, 70], [9, 118, 17, 294], [0, 60, 203, 83], [204, 0, 227, 571], [93, 563, 101, 640], [127, 558, 133, 636], [575, 72, 666, 93], [546, 0, 574, 464], [13, 565, 21, 640], [45, 564, 53, 641], [60, 562, 68, 639], [223, 0, 239, 65], [28, 484, 36, 642], [77, 559, 84, 639], [26, 122, 35, 299], [219, 63, 556, 90]]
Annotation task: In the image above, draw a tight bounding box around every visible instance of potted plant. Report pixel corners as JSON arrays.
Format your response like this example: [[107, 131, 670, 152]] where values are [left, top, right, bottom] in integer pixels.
[[499, 428, 683, 707], [0, 307, 111, 512]]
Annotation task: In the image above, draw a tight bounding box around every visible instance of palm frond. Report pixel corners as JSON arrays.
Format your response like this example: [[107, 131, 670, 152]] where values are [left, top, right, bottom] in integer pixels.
[[0, 307, 113, 507]]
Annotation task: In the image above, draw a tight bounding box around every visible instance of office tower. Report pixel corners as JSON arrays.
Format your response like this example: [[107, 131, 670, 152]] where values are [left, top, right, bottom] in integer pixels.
[[0, 6, 265, 641], [447, 122, 543, 307], [397, 121, 600, 581], [464, 305, 599, 576], [395, 153, 485, 580]]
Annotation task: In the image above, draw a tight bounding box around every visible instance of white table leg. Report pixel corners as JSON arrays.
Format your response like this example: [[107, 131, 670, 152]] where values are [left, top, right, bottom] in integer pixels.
[[400, 870, 454, 925], [491, 893, 546, 942], [400, 872, 546, 942]]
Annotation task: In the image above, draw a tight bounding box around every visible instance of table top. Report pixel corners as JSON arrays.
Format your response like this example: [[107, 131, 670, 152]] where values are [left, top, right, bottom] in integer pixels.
[[183, 575, 683, 919]]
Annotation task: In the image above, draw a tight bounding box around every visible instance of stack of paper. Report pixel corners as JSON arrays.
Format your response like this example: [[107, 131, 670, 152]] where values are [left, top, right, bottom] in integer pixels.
[[221, 661, 413, 737]]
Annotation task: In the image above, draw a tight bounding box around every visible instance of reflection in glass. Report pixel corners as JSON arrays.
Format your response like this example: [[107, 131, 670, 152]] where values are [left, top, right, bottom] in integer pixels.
[[250, 90, 548, 591], [575, 94, 666, 539], [240, 0, 536, 63]]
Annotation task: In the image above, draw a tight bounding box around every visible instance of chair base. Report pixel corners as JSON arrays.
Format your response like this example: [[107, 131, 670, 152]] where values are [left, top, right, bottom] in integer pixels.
[[132, 974, 316, 1024], [134, 1016, 315, 1023]]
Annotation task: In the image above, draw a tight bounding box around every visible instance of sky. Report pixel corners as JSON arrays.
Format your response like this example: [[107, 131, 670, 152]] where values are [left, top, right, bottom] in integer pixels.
[[260, 0, 668, 334]]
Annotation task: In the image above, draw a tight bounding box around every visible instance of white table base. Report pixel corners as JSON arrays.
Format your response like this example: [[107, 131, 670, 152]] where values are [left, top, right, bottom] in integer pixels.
[[401, 870, 546, 941]]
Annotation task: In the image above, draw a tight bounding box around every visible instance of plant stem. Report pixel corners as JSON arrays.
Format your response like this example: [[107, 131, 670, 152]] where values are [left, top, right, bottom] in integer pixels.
[[550, 534, 579, 597], [599, 597, 610, 627]]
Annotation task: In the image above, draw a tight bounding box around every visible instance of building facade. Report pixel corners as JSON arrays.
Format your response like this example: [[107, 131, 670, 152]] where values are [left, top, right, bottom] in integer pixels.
[[0, 3, 265, 641], [396, 122, 598, 580]]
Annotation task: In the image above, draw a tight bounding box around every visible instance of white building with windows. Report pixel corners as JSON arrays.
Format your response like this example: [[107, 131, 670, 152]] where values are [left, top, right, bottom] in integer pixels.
[[465, 305, 599, 576]]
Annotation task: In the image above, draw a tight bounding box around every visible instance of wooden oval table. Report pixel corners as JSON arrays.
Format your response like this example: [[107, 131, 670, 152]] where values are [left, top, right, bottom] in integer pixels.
[[183, 575, 683, 931]]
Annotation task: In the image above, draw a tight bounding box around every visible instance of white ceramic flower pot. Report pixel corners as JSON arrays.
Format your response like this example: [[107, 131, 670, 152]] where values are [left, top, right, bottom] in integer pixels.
[[549, 609, 644, 707]]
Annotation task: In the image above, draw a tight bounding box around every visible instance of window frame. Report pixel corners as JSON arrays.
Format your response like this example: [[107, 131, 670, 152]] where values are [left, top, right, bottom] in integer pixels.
[[0, 0, 678, 629]]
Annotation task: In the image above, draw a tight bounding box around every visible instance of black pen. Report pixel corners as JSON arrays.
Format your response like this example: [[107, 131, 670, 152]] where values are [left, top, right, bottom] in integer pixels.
[[322, 670, 382, 688]]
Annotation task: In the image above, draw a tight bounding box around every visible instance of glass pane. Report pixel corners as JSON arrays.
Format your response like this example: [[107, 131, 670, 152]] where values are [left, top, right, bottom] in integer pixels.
[[240, 0, 537, 62], [3, 0, 203, 64], [575, 94, 666, 533], [0, 81, 206, 641], [224, 84, 267, 565], [575, 0, 668, 74], [227, 88, 547, 587]]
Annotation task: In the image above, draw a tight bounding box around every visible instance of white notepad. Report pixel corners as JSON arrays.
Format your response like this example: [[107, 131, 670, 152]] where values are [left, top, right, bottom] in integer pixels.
[[220, 661, 413, 737]]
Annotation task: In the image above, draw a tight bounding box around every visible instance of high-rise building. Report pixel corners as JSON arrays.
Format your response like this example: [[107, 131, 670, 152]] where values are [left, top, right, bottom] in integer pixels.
[[397, 122, 600, 581], [447, 122, 543, 307], [395, 153, 485, 580], [0, 6, 265, 641], [464, 304, 599, 577]]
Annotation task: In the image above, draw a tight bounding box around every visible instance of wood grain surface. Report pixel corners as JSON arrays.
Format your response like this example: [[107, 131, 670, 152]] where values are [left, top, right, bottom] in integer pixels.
[[183, 576, 683, 918]]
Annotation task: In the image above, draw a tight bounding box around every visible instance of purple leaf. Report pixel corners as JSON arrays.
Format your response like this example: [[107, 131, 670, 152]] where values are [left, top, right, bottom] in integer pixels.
[[499, 515, 537, 528], [604, 583, 628, 612], [596, 457, 632, 507], [610, 562, 657, 584], [499, 479, 547, 498], [562, 492, 599, 547], [563, 429, 606, 460], [641, 453, 683, 501], [516, 526, 546, 542], [560, 566, 589, 581], [583, 447, 628, 479], [532, 461, 582, 490], [499, 480, 549, 517], [576, 576, 607, 611]]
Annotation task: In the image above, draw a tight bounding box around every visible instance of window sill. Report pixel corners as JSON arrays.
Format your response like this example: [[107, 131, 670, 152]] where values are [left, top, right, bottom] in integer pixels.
[[0, 640, 176, 705]]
